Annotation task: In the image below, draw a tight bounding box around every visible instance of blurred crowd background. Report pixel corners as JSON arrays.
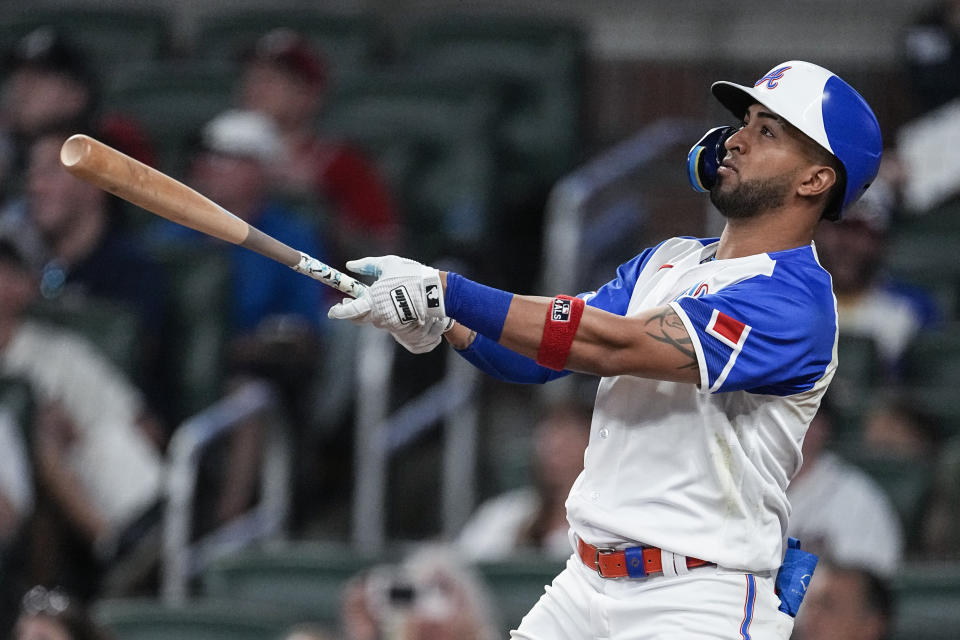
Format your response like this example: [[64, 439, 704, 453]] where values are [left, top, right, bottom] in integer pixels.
[[0, 1, 959, 639]]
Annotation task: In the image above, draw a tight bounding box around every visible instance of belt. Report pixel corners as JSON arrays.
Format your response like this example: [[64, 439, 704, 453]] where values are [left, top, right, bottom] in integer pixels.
[[577, 538, 713, 579]]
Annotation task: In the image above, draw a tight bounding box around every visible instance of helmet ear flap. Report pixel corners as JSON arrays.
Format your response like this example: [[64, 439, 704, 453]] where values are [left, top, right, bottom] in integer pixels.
[[686, 126, 737, 193]]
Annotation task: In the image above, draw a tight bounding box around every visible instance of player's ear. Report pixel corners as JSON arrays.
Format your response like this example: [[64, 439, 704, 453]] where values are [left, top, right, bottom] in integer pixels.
[[796, 164, 837, 199]]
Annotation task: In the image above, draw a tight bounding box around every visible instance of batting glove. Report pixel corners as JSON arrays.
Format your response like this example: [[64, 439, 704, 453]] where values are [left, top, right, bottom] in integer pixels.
[[327, 255, 451, 352], [392, 317, 456, 354]]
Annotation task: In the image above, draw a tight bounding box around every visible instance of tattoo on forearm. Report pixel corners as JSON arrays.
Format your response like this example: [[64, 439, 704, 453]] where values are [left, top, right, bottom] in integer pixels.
[[644, 309, 699, 370]]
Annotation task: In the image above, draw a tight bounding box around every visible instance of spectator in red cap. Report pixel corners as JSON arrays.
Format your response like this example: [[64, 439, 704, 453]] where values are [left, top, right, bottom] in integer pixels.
[[238, 28, 399, 264]]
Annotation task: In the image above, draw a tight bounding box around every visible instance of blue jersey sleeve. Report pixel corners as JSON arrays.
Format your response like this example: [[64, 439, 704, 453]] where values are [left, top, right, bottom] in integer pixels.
[[672, 259, 836, 395], [455, 334, 570, 384], [584, 247, 656, 314]]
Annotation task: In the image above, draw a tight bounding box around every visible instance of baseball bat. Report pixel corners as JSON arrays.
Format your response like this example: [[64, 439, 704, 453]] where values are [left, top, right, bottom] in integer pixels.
[[59, 133, 367, 298]]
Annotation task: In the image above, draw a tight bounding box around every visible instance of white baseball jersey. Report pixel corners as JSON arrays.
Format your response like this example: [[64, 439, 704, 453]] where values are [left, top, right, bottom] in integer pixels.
[[459, 236, 837, 574], [567, 237, 837, 572]]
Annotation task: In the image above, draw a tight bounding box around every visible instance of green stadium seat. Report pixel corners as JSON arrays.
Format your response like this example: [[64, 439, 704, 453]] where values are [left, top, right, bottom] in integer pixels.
[[889, 561, 960, 640], [886, 233, 960, 319], [195, 10, 380, 83], [891, 197, 960, 235], [902, 323, 960, 388], [202, 542, 390, 626], [476, 557, 565, 633], [151, 247, 231, 424], [92, 598, 290, 640], [27, 296, 143, 378], [402, 14, 586, 197], [0, 376, 34, 420], [0, 8, 171, 75], [321, 73, 498, 261], [844, 453, 934, 546], [105, 61, 236, 177], [899, 386, 960, 439]]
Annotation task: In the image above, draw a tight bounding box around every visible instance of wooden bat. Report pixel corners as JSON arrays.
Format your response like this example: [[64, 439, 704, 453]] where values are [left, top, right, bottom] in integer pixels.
[[59, 133, 367, 298]]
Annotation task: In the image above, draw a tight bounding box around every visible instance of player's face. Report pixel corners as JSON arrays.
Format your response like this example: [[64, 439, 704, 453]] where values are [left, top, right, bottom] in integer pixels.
[[709, 103, 813, 219]]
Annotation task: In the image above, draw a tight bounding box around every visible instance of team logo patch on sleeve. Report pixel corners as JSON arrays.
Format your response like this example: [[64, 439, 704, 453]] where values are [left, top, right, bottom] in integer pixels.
[[552, 297, 572, 321], [706, 309, 750, 349]]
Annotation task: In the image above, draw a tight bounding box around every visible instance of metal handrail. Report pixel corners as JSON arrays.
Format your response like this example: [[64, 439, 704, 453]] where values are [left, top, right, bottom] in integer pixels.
[[540, 117, 704, 295], [351, 326, 480, 551], [162, 379, 291, 602]]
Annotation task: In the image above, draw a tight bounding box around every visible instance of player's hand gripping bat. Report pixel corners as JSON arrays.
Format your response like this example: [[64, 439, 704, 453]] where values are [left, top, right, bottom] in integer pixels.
[[59, 134, 367, 298]]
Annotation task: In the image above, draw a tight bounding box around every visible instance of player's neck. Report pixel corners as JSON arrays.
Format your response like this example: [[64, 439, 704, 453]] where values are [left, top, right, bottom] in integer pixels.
[[715, 208, 819, 259]]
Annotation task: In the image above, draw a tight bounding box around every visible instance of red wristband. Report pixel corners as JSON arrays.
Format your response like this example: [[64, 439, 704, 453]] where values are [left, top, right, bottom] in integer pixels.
[[536, 295, 585, 371]]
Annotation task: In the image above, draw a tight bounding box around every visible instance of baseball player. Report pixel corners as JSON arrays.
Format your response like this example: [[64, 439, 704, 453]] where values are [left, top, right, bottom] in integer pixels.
[[328, 60, 882, 639]]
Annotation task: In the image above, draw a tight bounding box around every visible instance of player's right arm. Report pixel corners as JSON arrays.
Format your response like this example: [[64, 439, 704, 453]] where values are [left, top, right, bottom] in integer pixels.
[[441, 248, 699, 384]]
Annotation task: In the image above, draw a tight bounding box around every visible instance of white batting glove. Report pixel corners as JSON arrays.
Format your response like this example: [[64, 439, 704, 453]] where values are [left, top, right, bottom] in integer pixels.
[[392, 317, 456, 354], [328, 256, 450, 352]]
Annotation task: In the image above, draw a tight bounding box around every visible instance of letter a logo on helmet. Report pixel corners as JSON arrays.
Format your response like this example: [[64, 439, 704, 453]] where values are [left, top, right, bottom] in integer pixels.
[[711, 60, 882, 220]]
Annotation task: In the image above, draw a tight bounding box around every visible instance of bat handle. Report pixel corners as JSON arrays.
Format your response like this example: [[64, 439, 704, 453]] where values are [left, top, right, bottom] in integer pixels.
[[293, 252, 368, 298]]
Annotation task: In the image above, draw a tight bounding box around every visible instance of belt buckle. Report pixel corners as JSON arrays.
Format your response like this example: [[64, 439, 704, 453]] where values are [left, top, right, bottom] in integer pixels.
[[594, 546, 618, 578]]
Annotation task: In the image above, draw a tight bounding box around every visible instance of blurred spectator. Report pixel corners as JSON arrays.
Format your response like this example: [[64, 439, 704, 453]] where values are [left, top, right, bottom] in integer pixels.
[[457, 401, 591, 561], [792, 563, 893, 640], [0, 237, 165, 598], [0, 27, 155, 175], [147, 109, 327, 527], [903, 1, 960, 115], [151, 109, 326, 352], [814, 165, 939, 377], [237, 28, 399, 262], [21, 130, 170, 430], [787, 403, 904, 578], [340, 544, 499, 640], [11, 584, 111, 640], [861, 392, 938, 460]]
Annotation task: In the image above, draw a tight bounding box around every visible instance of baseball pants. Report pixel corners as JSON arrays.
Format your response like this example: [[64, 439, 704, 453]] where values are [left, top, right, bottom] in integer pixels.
[[511, 554, 794, 640]]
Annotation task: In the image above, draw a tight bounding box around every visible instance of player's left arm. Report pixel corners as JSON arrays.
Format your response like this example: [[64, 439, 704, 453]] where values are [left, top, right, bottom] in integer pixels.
[[442, 273, 699, 383]]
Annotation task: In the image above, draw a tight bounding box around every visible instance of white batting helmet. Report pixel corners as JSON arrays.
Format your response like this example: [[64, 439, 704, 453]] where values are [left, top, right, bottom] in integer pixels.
[[710, 60, 883, 220]]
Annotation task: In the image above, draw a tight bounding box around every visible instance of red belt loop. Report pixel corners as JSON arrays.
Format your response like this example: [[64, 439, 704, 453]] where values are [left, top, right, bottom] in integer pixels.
[[577, 538, 712, 579]]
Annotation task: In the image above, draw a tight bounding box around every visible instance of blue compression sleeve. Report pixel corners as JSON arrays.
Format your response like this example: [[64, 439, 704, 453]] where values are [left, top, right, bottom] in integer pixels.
[[456, 333, 569, 384], [445, 272, 513, 341]]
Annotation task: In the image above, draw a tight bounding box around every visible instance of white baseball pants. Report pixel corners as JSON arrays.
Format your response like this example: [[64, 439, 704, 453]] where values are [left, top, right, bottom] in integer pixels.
[[511, 554, 794, 640]]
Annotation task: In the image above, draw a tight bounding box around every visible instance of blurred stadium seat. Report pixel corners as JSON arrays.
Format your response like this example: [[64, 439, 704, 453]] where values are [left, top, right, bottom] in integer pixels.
[[901, 322, 960, 440], [400, 14, 586, 201], [322, 72, 498, 263], [889, 561, 960, 640], [0, 375, 34, 440], [27, 296, 143, 379], [0, 7, 171, 76], [151, 246, 230, 425], [886, 232, 960, 320], [202, 541, 389, 627], [845, 453, 934, 548], [195, 9, 380, 83], [830, 334, 882, 444], [92, 598, 290, 640], [475, 558, 564, 632]]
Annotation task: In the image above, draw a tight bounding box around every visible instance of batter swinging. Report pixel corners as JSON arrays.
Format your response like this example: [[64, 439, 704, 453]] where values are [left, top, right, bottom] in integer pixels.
[[328, 60, 883, 639]]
